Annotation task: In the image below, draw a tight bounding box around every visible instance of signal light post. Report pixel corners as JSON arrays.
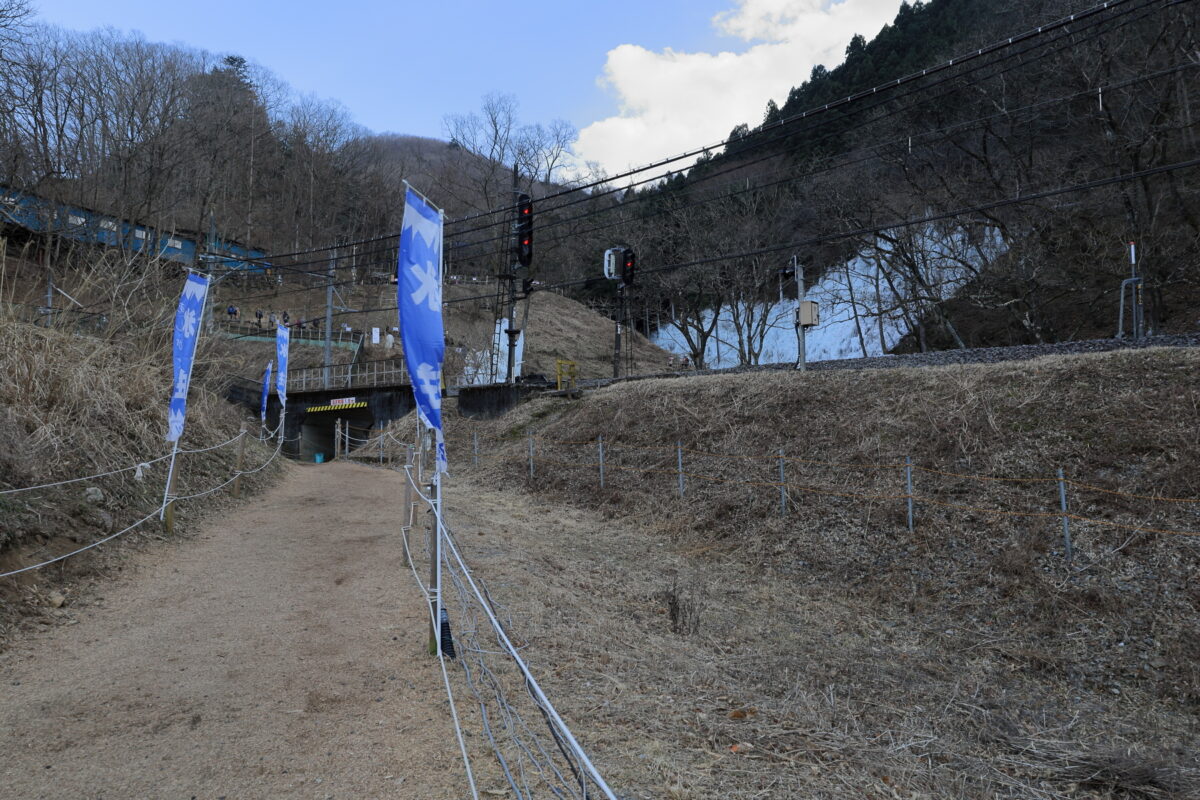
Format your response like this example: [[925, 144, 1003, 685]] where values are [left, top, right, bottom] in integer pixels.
[[505, 192, 533, 383], [606, 247, 636, 378]]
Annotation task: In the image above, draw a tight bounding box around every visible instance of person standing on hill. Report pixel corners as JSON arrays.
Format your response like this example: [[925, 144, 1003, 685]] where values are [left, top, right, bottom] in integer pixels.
[[255, 308, 263, 329]]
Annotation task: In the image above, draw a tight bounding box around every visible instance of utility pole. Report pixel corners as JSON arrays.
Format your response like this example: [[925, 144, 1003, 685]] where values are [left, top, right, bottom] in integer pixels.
[[505, 270, 519, 383], [794, 255, 807, 371], [612, 288, 624, 379], [324, 251, 335, 388], [505, 168, 533, 385]]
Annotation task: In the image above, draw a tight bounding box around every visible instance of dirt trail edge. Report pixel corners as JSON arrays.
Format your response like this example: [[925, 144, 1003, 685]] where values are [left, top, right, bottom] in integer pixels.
[[0, 461, 476, 800]]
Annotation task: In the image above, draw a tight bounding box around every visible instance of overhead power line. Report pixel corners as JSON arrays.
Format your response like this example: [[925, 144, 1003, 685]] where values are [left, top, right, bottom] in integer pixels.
[[251, 0, 1150, 261], [208, 157, 1197, 335], [443, 0, 1172, 247]]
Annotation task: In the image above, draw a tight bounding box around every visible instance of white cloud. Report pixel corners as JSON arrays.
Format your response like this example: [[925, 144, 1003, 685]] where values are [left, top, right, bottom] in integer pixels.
[[575, 0, 904, 178]]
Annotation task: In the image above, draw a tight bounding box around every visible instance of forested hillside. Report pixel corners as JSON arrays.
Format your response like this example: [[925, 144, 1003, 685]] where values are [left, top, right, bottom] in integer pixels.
[[1, 0, 1195, 361], [618, 0, 1199, 355]]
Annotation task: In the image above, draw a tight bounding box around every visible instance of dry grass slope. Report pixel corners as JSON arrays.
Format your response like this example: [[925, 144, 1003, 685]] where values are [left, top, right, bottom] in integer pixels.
[[0, 318, 282, 645], [222, 280, 671, 382], [420, 347, 1200, 799]]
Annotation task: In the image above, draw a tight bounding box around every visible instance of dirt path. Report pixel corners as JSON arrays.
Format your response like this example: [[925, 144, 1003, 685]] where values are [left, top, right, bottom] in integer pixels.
[[0, 461, 477, 800]]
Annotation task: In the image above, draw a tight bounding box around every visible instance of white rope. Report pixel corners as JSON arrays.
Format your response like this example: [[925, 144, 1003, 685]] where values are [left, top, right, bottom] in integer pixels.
[[2, 438, 287, 579], [178, 429, 248, 455], [438, 525, 618, 800], [168, 439, 285, 503], [0, 452, 173, 496], [0, 507, 163, 578], [400, 461, 617, 799], [253, 420, 284, 441], [0, 428, 253, 497], [399, 461, 479, 800]]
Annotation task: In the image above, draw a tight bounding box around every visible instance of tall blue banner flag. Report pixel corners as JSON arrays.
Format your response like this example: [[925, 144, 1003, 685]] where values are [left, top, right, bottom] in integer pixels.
[[275, 326, 290, 409], [166, 273, 209, 442], [260, 361, 273, 424], [397, 186, 447, 472]]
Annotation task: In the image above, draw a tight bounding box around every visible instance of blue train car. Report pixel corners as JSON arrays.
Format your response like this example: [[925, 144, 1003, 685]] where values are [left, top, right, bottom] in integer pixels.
[[0, 185, 269, 273]]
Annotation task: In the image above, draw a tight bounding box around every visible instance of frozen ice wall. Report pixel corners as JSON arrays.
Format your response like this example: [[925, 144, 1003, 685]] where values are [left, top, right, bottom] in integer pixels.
[[652, 225, 1005, 367]]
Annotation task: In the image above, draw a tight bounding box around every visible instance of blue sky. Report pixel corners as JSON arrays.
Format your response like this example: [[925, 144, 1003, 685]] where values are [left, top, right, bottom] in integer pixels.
[[34, 0, 904, 174], [35, 0, 730, 135]]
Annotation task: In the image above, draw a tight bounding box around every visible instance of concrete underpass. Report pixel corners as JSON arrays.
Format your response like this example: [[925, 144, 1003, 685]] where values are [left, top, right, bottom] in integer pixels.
[[229, 383, 415, 462]]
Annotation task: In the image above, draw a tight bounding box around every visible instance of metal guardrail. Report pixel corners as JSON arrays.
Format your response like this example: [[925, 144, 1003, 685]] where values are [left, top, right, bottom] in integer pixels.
[[285, 359, 409, 392], [210, 318, 364, 349]]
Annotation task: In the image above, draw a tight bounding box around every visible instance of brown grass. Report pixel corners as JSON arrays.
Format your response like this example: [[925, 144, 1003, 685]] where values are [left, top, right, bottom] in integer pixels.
[[220, 279, 672, 381], [0, 315, 283, 645], [389, 346, 1200, 798]]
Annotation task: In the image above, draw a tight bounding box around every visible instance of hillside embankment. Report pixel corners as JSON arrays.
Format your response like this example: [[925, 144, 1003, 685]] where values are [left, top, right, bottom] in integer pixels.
[[0, 317, 283, 647], [218, 279, 671, 382], [407, 345, 1200, 798]]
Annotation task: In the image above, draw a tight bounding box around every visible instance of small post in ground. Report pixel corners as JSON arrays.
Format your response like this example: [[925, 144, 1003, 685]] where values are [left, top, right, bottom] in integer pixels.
[[163, 452, 179, 535], [335, 419, 342, 460], [427, 473, 440, 656], [598, 435, 606, 489], [232, 425, 248, 498], [1057, 467, 1073, 565], [401, 449, 413, 567], [905, 455, 915, 533], [472, 432, 479, 467], [778, 448, 787, 516], [527, 433, 535, 479], [676, 441, 685, 499]]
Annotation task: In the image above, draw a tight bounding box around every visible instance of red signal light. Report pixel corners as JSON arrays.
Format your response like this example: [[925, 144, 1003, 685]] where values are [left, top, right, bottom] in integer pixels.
[[515, 193, 533, 267]]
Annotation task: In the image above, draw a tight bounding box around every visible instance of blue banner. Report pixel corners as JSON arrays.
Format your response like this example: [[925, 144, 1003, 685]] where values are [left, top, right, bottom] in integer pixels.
[[260, 360, 272, 424], [166, 273, 209, 442], [275, 325, 289, 409], [397, 186, 447, 472]]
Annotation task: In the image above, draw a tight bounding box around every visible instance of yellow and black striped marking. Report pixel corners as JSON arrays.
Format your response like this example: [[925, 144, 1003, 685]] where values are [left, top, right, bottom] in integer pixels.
[[305, 401, 368, 413]]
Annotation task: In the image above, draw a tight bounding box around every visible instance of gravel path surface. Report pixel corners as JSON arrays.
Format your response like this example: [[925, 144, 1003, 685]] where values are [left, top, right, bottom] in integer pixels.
[[0, 461, 479, 799]]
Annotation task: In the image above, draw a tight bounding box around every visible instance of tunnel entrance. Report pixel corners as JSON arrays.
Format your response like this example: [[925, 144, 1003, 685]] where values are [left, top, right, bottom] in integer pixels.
[[298, 404, 377, 461]]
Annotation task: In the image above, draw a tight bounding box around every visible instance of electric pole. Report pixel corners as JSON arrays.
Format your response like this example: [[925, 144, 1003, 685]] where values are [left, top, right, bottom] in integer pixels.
[[611, 287, 624, 379], [324, 251, 335, 388], [506, 180, 533, 384], [794, 255, 807, 372]]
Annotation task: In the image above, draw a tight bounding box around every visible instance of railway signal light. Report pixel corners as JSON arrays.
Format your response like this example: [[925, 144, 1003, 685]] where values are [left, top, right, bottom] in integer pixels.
[[620, 248, 637, 287], [515, 193, 533, 267]]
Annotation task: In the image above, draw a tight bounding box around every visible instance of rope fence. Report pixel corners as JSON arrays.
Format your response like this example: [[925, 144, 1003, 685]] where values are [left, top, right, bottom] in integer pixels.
[[0, 427, 256, 496], [461, 434, 1200, 565], [392, 440, 619, 800], [1, 430, 291, 580]]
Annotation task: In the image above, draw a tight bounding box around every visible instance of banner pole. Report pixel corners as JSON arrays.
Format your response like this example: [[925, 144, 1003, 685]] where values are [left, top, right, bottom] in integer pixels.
[[161, 274, 209, 524], [428, 463, 442, 656], [232, 424, 248, 498], [160, 441, 180, 525]]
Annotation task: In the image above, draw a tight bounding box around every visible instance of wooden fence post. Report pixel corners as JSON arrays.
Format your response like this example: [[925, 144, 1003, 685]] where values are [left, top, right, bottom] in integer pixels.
[[232, 425, 247, 498]]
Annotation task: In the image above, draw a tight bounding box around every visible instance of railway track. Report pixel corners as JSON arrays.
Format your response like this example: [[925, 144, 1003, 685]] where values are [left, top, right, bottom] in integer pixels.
[[580, 332, 1200, 389]]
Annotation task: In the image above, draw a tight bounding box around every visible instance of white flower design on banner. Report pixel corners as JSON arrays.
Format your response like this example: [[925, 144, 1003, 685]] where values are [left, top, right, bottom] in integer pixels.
[[410, 257, 441, 313], [416, 362, 442, 413], [397, 186, 447, 472], [181, 308, 198, 339], [167, 408, 186, 442], [173, 368, 190, 400], [166, 273, 208, 442]]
